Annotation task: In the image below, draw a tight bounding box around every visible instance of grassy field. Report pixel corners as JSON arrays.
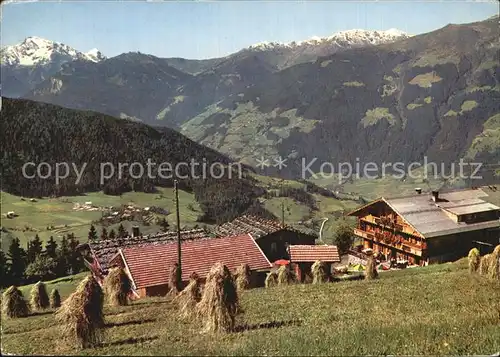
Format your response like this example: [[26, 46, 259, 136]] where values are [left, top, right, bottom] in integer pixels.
[[2, 259, 499, 356], [0, 188, 202, 249]]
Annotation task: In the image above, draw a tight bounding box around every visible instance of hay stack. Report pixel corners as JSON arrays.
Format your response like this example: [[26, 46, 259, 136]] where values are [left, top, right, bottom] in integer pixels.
[[176, 272, 202, 319], [196, 263, 239, 333], [265, 271, 278, 288], [50, 289, 61, 308], [479, 254, 491, 276], [468, 248, 481, 274], [311, 260, 329, 284], [364, 255, 379, 280], [2, 286, 30, 318], [104, 267, 131, 306], [277, 265, 295, 285], [168, 263, 182, 295], [488, 245, 500, 280], [235, 264, 251, 291], [30, 281, 50, 311], [55, 275, 104, 349]]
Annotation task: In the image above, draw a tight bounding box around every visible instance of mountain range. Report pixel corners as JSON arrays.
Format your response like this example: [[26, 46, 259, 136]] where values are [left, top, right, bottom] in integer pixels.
[[1, 36, 106, 98], [2, 17, 499, 181]]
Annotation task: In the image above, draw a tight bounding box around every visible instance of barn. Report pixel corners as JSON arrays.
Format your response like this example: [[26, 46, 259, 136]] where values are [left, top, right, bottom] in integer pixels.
[[288, 245, 340, 282], [215, 215, 317, 262], [108, 233, 272, 298], [77, 228, 209, 285]]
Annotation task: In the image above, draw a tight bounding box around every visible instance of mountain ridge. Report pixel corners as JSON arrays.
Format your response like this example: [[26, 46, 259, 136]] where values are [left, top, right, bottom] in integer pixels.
[[1, 36, 106, 97]]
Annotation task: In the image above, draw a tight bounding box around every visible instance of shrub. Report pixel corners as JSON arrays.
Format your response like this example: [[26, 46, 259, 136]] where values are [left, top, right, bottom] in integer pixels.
[[333, 223, 354, 254]]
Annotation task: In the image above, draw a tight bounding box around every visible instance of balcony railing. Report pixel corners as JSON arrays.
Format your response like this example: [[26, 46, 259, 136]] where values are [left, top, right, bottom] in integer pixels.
[[353, 227, 426, 256], [361, 216, 417, 236]]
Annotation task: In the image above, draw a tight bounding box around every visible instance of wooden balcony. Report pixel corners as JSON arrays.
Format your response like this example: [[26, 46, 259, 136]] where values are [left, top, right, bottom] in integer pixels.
[[360, 216, 418, 236], [354, 228, 373, 239], [353, 228, 425, 256]]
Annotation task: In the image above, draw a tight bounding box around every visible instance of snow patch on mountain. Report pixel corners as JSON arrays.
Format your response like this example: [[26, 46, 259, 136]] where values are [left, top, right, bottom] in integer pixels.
[[1, 36, 106, 67], [247, 28, 409, 51]]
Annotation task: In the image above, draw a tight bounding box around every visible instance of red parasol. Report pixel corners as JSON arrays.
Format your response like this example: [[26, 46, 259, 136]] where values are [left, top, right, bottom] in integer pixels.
[[274, 259, 290, 266]]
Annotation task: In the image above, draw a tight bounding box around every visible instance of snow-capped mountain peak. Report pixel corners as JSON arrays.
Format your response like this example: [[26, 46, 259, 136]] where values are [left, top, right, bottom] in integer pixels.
[[247, 28, 409, 51], [1, 36, 106, 66], [84, 48, 106, 62]]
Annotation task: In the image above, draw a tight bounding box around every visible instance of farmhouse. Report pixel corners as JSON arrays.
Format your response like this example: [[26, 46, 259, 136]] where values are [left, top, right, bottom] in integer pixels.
[[288, 244, 340, 282], [215, 215, 317, 262], [348, 188, 500, 265], [108, 233, 272, 298], [77, 228, 209, 284]]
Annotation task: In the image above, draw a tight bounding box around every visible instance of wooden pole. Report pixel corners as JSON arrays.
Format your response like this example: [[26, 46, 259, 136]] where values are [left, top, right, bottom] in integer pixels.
[[281, 179, 285, 227], [174, 180, 182, 283]]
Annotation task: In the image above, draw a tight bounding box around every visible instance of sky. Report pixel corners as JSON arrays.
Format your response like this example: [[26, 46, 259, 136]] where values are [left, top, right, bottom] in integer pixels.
[[1, 1, 498, 59]]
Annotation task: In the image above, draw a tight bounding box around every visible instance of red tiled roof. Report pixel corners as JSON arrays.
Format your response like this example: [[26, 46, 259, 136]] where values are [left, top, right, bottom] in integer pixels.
[[119, 234, 272, 289], [289, 245, 340, 263], [80, 229, 208, 273]]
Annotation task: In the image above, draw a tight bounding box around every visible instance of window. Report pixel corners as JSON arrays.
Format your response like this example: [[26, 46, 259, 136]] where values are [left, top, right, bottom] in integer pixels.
[[271, 242, 277, 253]]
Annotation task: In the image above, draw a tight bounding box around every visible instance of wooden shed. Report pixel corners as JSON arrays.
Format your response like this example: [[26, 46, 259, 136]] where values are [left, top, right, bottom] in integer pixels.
[[215, 215, 317, 262]]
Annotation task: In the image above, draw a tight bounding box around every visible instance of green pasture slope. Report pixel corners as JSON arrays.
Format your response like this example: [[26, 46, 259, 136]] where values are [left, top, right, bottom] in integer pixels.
[[2, 259, 499, 355], [0, 188, 202, 249]]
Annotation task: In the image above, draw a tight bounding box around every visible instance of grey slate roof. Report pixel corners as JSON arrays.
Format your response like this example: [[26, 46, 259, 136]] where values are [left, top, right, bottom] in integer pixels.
[[350, 188, 500, 238]]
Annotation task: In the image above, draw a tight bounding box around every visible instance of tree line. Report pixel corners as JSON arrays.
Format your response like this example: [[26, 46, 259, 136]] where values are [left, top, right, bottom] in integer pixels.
[[0, 224, 133, 288]]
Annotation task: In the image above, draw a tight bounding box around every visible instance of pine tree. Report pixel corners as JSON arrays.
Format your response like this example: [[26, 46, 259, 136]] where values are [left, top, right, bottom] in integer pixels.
[[8, 238, 27, 285], [160, 217, 170, 232], [117, 224, 127, 239], [100, 227, 108, 240], [0, 250, 11, 288], [88, 225, 98, 241], [68, 234, 83, 275], [57, 236, 70, 276], [108, 229, 116, 240], [27, 234, 43, 264], [45, 236, 58, 259]]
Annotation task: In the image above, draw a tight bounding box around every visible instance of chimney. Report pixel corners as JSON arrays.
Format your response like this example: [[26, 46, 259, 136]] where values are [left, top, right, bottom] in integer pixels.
[[132, 225, 140, 237], [415, 188, 422, 195], [431, 190, 439, 202]]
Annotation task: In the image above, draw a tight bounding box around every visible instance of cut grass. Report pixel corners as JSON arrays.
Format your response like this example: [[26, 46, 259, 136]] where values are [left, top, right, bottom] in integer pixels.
[[2, 260, 499, 355]]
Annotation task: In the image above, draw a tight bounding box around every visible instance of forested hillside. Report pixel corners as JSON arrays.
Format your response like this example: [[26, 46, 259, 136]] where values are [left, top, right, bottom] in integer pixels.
[[0, 97, 264, 223]]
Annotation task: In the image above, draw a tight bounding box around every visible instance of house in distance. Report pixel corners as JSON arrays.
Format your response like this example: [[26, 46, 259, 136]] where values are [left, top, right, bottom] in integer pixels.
[[348, 188, 500, 265], [215, 215, 317, 263]]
